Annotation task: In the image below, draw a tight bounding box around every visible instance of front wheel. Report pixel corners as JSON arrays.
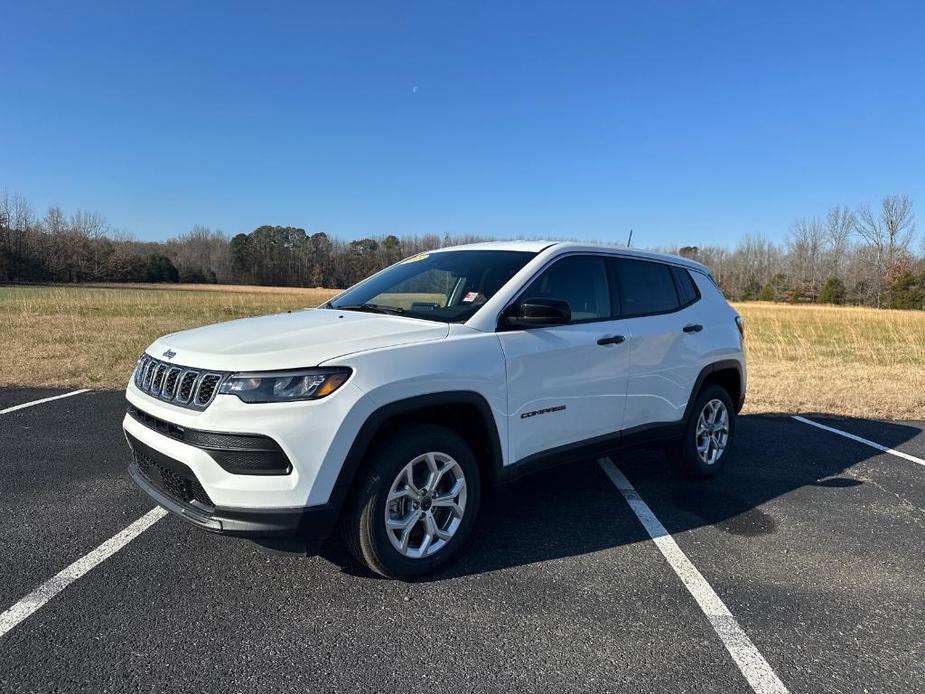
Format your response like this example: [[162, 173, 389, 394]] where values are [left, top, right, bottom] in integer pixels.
[[341, 424, 481, 579], [667, 384, 736, 478]]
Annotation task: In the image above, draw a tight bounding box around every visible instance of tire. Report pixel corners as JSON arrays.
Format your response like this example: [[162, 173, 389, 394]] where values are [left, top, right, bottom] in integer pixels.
[[667, 384, 736, 478], [340, 424, 481, 580]]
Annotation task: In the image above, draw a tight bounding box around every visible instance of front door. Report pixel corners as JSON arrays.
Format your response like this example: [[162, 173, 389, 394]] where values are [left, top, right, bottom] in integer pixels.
[[498, 255, 630, 463]]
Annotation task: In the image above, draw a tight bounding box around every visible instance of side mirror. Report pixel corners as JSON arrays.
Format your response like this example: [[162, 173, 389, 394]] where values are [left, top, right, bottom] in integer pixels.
[[503, 297, 571, 328]]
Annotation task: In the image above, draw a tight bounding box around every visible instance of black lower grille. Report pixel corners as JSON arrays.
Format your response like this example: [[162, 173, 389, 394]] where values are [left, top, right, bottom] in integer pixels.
[[134, 448, 214, 508], [127, 405, 292, 475], [128, 404, 184, 438]]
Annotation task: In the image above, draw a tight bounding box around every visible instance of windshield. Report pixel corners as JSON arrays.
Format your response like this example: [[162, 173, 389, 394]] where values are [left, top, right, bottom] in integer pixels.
[[328, 250, 536, 323]]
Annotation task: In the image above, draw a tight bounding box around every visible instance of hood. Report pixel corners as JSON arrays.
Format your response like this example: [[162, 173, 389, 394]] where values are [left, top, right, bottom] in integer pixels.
[[147, 308, 450, 372]]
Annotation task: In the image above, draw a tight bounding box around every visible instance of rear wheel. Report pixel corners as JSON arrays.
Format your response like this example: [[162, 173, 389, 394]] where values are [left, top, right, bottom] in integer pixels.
[[667, 384, 735, 478], [341, 424, 481, 579]]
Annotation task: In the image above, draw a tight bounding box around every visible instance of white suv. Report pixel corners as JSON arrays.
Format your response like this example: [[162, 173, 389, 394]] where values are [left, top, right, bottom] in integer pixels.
[[124, 242, 745, 578]]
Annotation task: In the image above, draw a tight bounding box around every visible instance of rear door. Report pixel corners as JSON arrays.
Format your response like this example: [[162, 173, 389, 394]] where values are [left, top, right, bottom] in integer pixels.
[[499, 254, 630, 463], [610, 258, 709, 430]]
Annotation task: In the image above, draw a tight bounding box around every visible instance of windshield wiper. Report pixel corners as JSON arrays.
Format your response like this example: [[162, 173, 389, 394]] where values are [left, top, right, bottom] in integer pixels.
[[333, 303, 405, 315]]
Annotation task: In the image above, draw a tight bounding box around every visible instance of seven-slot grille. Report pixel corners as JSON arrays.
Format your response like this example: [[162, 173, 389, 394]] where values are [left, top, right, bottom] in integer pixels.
[[133, 354, 227, 410]]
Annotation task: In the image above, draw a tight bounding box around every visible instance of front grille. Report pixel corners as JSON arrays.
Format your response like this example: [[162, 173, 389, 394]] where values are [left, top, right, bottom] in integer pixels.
[[162, 367, 181, 399], [134, 448, 214, 508], [195, 374, 222, 406], [151, 363, 167, 392], [133, 354, 228, 410], [177, 371, 198, 403]]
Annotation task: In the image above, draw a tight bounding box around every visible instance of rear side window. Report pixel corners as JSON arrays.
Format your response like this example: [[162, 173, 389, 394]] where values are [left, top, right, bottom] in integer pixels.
[[612, 258, 680, 316], [671, 266, 701, 307], [521, 255, 611, 322]]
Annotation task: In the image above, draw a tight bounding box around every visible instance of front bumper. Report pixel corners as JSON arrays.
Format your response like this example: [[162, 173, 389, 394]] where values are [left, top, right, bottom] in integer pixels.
[[124, 380, 371, 509], [126, 431, 338, 540]]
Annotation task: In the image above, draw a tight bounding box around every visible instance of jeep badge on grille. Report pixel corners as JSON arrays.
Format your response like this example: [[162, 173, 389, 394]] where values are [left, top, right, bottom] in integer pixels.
[[162, 349, 176, 359]]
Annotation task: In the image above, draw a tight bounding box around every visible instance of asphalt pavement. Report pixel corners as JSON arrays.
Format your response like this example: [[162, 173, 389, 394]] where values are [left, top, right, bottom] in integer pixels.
[[1, 388, 923, 693]]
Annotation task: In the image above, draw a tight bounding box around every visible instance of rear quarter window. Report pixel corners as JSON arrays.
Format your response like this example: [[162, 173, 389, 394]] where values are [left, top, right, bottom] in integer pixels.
[[670, 266, 701, 307]]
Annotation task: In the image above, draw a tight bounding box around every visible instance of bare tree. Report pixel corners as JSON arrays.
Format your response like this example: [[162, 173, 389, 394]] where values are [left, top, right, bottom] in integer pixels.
[[69, 209, 107, 239], [42, 206, 68, 234], [856, 203, 886, 305], [40, 206, 73, 279], [69, 210, 110, 279], [882, 194, 916, 264], [855, 195, 916, 306], [166, 225, 231, 282], [0, 190, 35, 231], [823, 205, 854, 278], [0, 190, 35, 280], [788, 217, 825, 299]]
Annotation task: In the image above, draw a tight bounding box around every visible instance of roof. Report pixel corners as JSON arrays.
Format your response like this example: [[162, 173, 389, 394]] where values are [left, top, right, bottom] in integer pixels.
[[432, 240, 557, 253], [433, 240, 711, 274]]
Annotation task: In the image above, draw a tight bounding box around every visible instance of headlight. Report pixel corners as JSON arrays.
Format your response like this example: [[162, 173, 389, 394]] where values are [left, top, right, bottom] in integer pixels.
[[218, 368, 351, 403]]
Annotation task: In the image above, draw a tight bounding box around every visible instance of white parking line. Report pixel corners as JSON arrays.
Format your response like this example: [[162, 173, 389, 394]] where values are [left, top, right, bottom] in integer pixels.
[[0, 507, 166, 638], [598, 458, 789, 694], [792, 415, 925, 469], [0, 389, 91, 415]]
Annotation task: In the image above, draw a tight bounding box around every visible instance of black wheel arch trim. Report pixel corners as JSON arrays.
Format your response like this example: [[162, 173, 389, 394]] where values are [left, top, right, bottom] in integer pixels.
[[327, 390, 504, 517], [684, 359, 745, 419]]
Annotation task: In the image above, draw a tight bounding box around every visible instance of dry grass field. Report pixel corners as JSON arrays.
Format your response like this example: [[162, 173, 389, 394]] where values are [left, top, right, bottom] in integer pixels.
[[1, 285, 339, 389], [736, 302, 925, 419], [1, 285, 922, 419]]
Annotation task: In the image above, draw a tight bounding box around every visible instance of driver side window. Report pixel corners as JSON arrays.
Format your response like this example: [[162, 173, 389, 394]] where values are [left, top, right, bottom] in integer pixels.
[[520, 255, 612, 322]]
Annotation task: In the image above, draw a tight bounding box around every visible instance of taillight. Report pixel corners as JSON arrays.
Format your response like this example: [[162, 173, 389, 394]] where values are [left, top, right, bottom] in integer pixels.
[[735, 315, 745, 340]]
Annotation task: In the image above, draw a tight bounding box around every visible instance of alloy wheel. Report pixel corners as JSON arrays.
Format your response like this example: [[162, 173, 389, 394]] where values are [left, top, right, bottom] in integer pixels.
[[695, 398, 729, 465], [384, 452, 467, 559]]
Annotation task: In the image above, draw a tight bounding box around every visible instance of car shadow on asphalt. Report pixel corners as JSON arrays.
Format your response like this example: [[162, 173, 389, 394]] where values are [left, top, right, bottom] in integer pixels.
[[323, 413, 921, 582]]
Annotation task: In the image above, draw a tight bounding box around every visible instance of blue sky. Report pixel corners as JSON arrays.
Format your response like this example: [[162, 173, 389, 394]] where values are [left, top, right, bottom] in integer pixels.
[[2, 1, 923, 246]]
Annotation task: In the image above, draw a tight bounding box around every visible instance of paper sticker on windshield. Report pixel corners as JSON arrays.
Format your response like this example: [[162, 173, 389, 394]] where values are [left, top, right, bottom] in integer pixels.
[[462, 291, 479, 303], [402, 253, 429, 264]]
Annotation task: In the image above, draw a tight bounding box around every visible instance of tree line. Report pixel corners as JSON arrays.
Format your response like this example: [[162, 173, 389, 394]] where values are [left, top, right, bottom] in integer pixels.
[[665, 195, 921, 309], [1, 189, 921, 309], [0, 190, 487, 288]]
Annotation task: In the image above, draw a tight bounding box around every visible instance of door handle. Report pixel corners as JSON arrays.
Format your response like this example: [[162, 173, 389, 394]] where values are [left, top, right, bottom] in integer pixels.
[[596, 335, 626, 346], [683, 324, 703, 333]]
